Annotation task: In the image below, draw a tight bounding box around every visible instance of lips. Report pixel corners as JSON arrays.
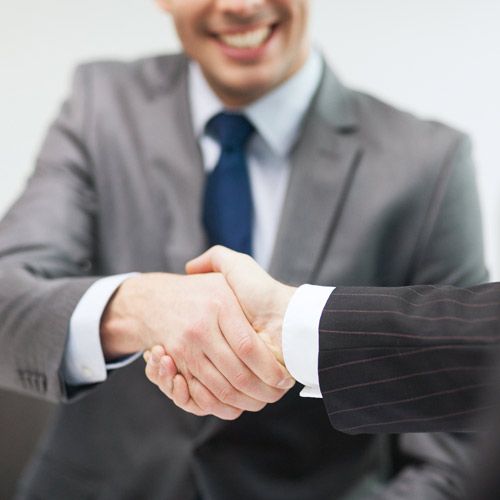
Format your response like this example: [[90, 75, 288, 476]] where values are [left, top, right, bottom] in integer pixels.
[[218, 26, 273, 49], [211, 23, 278, 62]]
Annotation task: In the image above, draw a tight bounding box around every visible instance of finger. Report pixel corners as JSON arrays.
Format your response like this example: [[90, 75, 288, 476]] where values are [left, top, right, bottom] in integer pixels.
[[169, 371, 245, 421], [169, 374, 210, 417], [188, 352, 268, 411], [219, 300, 295, 391], [203, 336, 286, 404], [159, 354, 178, 380], [153, 351, 246, 419], [145, 346, 169, 388], [146, 353, 208, 417], [170, 375, 242, 420], [163, 351, 264, 415], [186, 376, 244, 421], [185, 245, 237, 275], [169, 374, 221, 418], [163, 379, 209, 418], [169, 371, 190, 406], [152, 344, 167, 359]]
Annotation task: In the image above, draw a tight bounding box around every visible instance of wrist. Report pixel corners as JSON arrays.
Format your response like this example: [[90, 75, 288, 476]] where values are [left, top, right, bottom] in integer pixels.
[[258, 283, 296, 365], [100, 275, 146, 359]]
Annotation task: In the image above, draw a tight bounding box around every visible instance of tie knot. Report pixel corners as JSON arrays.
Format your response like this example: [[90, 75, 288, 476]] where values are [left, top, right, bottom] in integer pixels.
[[207, 112, 255, 151]]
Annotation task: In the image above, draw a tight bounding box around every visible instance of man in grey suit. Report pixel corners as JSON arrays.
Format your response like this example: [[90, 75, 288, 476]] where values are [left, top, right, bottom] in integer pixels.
[[0, 0, 488, 499]]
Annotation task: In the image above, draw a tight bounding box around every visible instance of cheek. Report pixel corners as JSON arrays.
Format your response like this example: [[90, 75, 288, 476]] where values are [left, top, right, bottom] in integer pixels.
[[281, 2, 308, 46], [175, 23, 203, 56], [291, 21, 309, 60], [170, 8, 208, 51]]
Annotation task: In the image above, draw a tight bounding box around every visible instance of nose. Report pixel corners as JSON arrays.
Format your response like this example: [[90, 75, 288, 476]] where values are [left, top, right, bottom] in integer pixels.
[[216, 0, 265, 16]]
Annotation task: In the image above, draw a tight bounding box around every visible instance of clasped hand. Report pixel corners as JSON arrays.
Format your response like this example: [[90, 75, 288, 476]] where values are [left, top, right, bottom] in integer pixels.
[[101, 247, 296, 420]]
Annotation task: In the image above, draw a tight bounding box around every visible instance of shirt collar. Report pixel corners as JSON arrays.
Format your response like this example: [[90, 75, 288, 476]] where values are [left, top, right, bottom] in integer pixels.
[[188, 50, 323, 158]]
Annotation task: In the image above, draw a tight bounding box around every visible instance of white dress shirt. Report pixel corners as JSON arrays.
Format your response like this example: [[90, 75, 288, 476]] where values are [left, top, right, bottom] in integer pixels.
[[283, 285, 334, 398], [63, 50, 325, 393]]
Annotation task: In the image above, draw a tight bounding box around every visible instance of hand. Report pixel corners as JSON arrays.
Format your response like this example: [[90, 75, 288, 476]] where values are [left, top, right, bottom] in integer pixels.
[[187, 246, 297, 364], [144, 246, 297, 416], [101, 272, 294, 420], [145, 344, 219, 418]]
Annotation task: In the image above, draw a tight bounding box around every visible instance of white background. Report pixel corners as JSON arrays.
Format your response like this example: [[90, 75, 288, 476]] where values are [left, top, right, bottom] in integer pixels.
[[1, 0, 499, 277]]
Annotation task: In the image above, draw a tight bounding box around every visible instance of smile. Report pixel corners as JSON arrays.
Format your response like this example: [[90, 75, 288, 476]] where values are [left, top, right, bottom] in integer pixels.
[[218, 25, 274, 50]]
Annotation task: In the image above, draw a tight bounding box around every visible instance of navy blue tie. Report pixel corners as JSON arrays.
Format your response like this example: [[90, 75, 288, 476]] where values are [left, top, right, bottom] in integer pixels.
[[203, 112, 255, 255]]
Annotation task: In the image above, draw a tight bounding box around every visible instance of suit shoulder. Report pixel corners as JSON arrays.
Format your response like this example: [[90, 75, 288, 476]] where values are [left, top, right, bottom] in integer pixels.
[[350, 90, 469, 157], [72, 53, 187, 98], [330, 86, 477, 196]]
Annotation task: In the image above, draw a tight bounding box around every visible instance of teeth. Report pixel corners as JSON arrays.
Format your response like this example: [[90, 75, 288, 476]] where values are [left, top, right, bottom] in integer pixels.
[[220, 26, 272, 49]]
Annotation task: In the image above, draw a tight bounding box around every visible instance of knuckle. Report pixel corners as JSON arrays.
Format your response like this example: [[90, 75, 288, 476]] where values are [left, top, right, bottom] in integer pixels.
[[169, 342, 185, 360], [212, 244, 224, 255], [207, 296, 224, 313], [266, 365, 286, 388], [197, 395, 214, 412], [186, 355, 201, 377], [217, 385, 237, 405], [236, 334, 255, 359], [192, 386, 216, 412], [233, 371, 252, 391], [184, 322, 204, 342]]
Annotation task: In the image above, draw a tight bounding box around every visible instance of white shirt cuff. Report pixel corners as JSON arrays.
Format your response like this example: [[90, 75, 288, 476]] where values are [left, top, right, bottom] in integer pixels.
[[282, 284, 335, 398], [62, 273, 139, 385]]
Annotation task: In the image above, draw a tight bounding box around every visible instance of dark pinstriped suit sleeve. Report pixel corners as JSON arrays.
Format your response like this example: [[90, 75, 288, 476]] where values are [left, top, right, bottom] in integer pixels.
[[318, 283, 500, 434]]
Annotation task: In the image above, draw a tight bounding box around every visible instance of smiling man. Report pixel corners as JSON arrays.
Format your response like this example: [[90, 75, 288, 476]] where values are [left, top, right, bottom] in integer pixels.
[[161, 0, 310, 105], [0, 1, 488, 499]]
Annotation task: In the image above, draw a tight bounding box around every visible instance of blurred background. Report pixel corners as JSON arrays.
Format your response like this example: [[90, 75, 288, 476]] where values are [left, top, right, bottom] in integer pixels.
[[1, 0, 499, 497]]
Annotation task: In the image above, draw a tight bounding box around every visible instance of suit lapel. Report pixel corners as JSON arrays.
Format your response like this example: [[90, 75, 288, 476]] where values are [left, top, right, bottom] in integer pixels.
[[140, 55, 208, 273], [269, 65, 363, 285], [139, 57, 362, 283]]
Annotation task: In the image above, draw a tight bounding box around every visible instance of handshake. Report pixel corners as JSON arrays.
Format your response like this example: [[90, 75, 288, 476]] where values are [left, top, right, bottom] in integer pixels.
[[101, 246, 298, 420]]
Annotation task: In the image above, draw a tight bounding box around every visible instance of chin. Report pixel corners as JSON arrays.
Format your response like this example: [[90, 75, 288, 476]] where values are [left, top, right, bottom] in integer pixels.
[[224, 82, 273, 106], [219, 69, 281, 103]]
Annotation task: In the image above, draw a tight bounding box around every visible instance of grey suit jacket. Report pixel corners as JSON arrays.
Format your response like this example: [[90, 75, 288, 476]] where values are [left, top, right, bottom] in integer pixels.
[[0, 53, 487, 500]]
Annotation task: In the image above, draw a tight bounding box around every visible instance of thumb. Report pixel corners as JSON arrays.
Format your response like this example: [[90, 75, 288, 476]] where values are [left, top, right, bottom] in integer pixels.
[[185, 245, 237, 276]]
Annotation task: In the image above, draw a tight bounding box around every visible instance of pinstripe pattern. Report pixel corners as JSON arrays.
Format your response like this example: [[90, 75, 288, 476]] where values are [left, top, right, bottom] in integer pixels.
[[318, 284, 500, 434]]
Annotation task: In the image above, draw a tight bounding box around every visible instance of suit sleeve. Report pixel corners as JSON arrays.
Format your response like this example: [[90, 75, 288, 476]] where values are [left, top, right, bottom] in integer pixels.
[[318, 284, 500, 433], [0, 66, 100, 402], [320, 133, 492, 499]]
